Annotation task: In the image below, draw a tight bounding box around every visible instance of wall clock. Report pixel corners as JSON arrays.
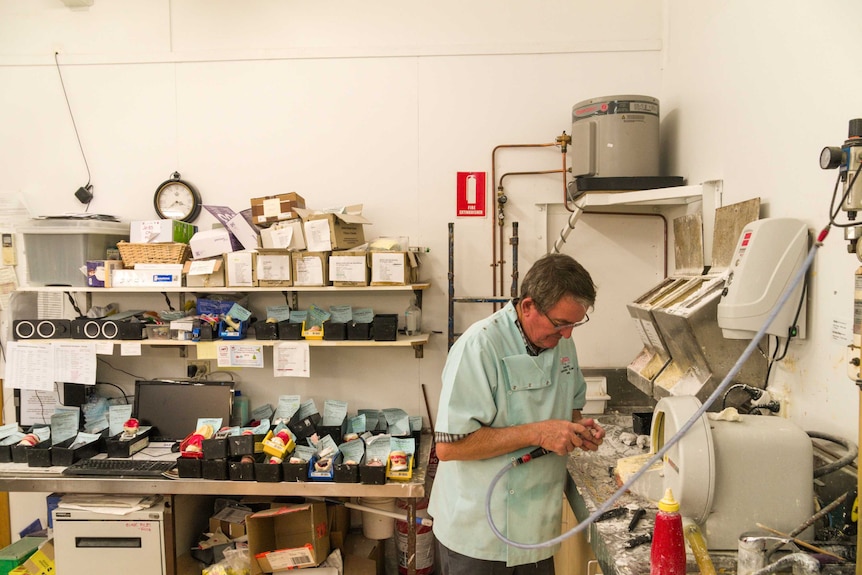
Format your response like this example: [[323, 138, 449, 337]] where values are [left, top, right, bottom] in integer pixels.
[[153, 172, 202, 222]]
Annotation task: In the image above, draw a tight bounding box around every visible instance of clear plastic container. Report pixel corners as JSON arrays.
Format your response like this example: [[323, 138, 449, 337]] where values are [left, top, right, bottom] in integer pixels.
[[20, 219, 129, 287]]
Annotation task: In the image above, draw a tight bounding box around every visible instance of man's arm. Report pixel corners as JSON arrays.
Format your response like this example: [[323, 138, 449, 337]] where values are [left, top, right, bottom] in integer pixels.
[[435, 417, 601, 462]]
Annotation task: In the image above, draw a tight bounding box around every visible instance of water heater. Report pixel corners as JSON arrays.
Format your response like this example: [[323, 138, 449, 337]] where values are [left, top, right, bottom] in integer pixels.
[[570, 95, 660, 178], [717, 218, 808, 340]]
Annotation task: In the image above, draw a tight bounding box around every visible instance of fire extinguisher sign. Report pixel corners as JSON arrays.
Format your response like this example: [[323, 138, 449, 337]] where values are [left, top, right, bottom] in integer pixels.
[[456, 172, 486, 217]]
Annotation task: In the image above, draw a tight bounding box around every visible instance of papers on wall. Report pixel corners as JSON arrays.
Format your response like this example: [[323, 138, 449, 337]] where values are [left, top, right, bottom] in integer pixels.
[[6, 341, 97, 390], [273, 342, 310, 378]]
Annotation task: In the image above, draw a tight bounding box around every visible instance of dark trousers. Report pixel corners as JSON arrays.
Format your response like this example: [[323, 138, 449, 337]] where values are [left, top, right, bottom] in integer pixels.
[[436, 540, 556, 575]]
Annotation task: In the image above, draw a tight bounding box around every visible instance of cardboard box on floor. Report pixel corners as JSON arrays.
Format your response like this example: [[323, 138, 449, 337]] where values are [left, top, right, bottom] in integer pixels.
[[343, 532, 384, 575], [248, 502, 330, 574]]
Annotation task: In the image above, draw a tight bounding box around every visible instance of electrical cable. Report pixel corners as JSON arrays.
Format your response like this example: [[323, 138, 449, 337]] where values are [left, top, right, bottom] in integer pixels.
[[485, 226, 827, 550], [53, 51, 92, 211], [829, 167, 862, 228]]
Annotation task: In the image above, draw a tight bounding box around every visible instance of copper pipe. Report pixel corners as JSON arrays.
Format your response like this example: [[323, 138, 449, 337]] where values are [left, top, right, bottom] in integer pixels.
[[491, 142, 558, 297]]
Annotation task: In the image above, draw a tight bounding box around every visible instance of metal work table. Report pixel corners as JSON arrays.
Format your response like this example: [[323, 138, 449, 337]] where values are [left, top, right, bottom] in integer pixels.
[[565, 413, 737, 575], [0, 435, 432, 575]]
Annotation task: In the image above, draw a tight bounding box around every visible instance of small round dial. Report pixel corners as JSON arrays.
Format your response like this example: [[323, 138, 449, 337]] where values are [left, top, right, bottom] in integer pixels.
[[820, 146, 843, 170], [154, 172, 201, 222]]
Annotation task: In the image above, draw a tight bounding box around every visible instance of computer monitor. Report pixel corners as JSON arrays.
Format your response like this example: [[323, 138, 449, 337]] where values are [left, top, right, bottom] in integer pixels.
[[132, 380, 234, 442]]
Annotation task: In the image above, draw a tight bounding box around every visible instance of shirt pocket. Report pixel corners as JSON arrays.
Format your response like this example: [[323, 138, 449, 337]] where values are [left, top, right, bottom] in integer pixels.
[[501, 355, 553, 424]]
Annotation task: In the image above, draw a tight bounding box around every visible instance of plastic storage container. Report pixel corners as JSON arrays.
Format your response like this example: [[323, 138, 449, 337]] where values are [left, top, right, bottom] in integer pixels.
[[20, 219, 129, 287]]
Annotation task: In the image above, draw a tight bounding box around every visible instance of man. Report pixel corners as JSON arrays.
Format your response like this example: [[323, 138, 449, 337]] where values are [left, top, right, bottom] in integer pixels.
[[429, 253, 606, 574]]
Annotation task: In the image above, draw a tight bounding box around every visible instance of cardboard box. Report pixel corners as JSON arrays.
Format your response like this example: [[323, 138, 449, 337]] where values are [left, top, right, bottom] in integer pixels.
[[224, 251, 257, 288], [0, 537, 47, 575], [251, 193, 306, 227], [329, 251, 370, 287], [110, 264, 183, 287], [190, 228, 235, 260], [130, 219, 196, 244], [86, 260, 124, 288], [255, 249, 293, 287], [247, 502, 330, 574], [343, 532, 384, 575], [210, 505, 253, 540], [297, 206, 371, 251], [293, 252, 330, 287], [183, 259, 225, 288], [260, 219, 306, 251], [8, 539, 53, 575], [370, 251, 420, 286]]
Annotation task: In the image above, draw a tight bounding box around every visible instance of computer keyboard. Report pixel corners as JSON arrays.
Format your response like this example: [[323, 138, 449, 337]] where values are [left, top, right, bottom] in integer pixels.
[[62, 458, 177, 478]]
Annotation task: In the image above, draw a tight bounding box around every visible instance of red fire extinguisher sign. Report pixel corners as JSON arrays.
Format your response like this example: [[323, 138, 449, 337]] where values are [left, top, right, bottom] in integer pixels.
[[456, 172, 486, 217]]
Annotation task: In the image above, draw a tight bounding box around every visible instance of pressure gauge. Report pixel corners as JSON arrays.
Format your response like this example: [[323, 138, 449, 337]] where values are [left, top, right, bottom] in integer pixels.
[[820, 146, 843, 170], [154, 172, 202, 222]]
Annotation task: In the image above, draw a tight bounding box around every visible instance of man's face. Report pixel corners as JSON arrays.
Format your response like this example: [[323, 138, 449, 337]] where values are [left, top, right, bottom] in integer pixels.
[[521, 295, 589, 350]]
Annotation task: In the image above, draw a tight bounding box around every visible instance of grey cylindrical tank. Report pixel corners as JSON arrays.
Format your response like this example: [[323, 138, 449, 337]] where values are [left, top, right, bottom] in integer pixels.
[[570, 94, 660, 178]]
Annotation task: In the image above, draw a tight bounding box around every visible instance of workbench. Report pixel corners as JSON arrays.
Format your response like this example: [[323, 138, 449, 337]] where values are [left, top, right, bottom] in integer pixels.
[[565, 413, 737, 575]]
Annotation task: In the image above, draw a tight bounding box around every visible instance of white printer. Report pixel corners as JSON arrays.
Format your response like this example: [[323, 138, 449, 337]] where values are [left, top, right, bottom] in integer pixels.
[[53, 500, 167, 575]]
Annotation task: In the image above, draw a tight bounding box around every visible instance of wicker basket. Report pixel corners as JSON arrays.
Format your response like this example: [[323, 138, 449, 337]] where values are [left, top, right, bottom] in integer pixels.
[[117, 241, 191, 268]]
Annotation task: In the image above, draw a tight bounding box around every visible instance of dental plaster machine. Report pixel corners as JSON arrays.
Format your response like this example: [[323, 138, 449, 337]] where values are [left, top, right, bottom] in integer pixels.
[[623, 395, 814, 550]]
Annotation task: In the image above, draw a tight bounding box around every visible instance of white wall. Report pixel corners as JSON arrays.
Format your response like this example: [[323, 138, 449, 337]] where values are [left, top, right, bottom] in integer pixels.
[[4, 0, 858, 540], [0, 0, 664, 534]]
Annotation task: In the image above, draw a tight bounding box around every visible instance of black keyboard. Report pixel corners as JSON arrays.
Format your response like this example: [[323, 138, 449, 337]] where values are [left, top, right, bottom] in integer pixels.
[[62, 458, 176, 478]]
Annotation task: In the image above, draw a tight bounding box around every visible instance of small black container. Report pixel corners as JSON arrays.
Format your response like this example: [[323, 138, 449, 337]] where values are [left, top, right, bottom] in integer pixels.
[[346, 322, 372, 341], [282, 460, 309, 482], [360, 463, 387, 485], [203, 437, 229, 460], [255, 461, 282, 483], [253, 321, 280, 340], [277, 320, 303, 340], [372, 314, 398, 341], [105, 427, 152, 458], [202, 458, 228, 480], [26, 443, 53, 467], [632, 412, 654, 436], [334, 459, 360, 483], [228, 458, 256, 481], [177, 456, 203, 478], [229, 434, 263, 457], [322, 321, 347, 341], [51, 437, 101, 467], [288, 416, 318, 444]]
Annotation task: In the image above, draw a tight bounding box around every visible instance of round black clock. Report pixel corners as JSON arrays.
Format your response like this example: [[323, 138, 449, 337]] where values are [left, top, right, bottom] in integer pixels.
[[153, 172, 202, 222]]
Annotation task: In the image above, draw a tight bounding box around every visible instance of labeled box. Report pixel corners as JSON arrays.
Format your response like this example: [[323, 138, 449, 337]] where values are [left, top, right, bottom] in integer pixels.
[[260, 219, 306, 251], [255, 249, 292, 287], [183, 259, 225, 288], [370, 251, 420, 286], [292, 252, 330, 287], [224, 251, 257, 288], [329, 251, 370, 287], [130, 219, 196, 244], [110, 264, 183, 287], [247, 502, 330, 574], [251, 193, 306, 227], [189, 228, 236, 260], [297, 206, 371, 252]]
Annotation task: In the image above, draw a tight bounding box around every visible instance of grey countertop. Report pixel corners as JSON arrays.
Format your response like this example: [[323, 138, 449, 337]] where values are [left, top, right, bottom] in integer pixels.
[[565, 411, 737, 575]]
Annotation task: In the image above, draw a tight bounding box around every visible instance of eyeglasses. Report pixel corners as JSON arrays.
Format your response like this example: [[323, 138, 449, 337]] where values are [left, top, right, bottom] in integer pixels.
[[540, 309, 590, 331]]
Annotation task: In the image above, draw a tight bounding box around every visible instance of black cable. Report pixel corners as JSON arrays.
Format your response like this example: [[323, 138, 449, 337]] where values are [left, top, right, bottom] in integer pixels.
[[65, 291, 85, 318], [162, 292, 175, 312], [94, 381, 131, 404], [96, 358, 144, 381], [828, 166, 862, 228], [53, 51, 92, 211]]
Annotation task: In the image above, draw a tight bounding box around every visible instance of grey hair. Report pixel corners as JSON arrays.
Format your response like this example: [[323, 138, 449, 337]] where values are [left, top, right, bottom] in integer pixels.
[[519, 253, 596, 312]]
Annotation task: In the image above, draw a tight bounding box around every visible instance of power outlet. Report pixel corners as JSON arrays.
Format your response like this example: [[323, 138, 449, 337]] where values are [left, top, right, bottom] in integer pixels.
[[187, 360, 210, 378]]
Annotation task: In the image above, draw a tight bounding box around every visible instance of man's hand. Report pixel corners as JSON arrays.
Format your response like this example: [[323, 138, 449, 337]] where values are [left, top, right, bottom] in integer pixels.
[[536, 419, 604, 455]]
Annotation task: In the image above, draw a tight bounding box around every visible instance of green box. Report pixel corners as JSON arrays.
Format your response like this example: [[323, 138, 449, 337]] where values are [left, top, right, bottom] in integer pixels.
[[0, 537, 47, 575]]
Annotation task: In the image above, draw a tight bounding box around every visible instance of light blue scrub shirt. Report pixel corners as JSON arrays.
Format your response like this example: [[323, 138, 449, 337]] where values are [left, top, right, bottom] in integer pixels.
[[428, 301, 587, 566]]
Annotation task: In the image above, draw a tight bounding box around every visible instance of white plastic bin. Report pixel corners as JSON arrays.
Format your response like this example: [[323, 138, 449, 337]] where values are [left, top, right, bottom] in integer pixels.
[[20, 219, 129, 286]]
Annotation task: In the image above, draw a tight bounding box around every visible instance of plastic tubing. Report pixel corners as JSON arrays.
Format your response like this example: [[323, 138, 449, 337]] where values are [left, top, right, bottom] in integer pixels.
[[485, 232, 825, 550], [683, 519, 716, 575], [806, 430, 858, 478]]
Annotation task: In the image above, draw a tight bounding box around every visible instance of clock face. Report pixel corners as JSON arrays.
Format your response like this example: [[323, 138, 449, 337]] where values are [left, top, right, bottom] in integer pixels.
[[154, 175, 201, 222]]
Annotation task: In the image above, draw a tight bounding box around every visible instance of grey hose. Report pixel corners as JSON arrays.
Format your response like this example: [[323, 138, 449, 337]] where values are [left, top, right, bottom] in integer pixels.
[[807, 431, 858, 478], [750, 553, 820, 575]]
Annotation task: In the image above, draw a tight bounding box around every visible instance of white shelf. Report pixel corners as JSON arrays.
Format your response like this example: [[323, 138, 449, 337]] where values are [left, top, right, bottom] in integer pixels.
[[16, 283, 431, 294], [573, 184, 708, 209]]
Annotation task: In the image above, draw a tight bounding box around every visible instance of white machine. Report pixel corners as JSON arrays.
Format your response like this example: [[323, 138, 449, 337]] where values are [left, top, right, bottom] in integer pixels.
[[717, 217, 809, 340], [636, 396, 814, 550], [52, 501, 168, 575]]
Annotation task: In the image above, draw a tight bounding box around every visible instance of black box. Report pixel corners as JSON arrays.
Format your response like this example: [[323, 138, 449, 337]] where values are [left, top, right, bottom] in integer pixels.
[[632, 412, 653, 436], [25, 442, 53, 467], [203, 437, 229, 460], [105, 427, 152, 458], [282, 460, 308, 482], [255, 461, 282, 483], [51, 437, 101, 467], [372, 314, 398, 341], [360, 463, 387, 485], [288, 416, 318, 444], [202, 458, 228, 480], [277, 320, 302, 340], [228, 434, 263, 457], [194, 320, 217, 342], [14, 439, 51, 464], [0, 444, 12, 463], [346, 322, 372, 340], [228, 459, 256, 481], [177, 456, 202, 478], [253, 321, 279, 340], [322, 321, 346, 341], [334, 457, 360, 483]]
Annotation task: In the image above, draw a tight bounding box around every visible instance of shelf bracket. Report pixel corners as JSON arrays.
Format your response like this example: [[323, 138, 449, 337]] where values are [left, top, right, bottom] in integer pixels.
[[412, 343, 424, 359]]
